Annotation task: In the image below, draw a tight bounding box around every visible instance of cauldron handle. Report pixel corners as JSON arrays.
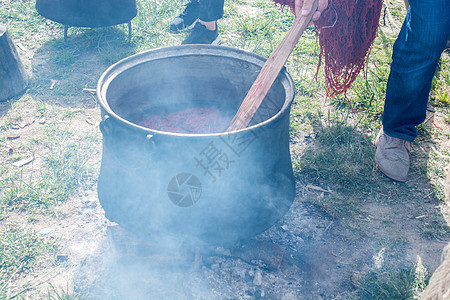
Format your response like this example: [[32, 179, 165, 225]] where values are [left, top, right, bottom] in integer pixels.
[[99, 114, 113, 136], [99, 114, 155, 169]]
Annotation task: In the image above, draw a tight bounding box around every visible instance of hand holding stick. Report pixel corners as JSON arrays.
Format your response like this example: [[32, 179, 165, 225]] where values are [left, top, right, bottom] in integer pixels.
[[227, 0, 319, 131]]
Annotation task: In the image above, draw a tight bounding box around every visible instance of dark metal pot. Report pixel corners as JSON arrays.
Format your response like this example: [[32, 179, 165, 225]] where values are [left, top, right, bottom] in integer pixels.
[[96, 45, 296, 245], [35, 0, 137, 28]]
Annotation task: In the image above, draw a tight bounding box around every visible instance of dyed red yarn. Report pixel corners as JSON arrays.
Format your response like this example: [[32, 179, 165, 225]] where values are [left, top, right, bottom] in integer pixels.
[[138, 107, 229, 134], [273, 0, 383, 98]]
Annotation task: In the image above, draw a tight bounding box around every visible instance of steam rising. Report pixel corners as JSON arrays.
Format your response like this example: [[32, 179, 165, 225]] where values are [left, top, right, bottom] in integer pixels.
[[93, 46, 295, 298]]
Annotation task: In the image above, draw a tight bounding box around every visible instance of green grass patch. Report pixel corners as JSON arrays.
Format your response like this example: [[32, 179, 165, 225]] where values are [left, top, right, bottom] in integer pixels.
[[294, 110, 377, 189], [419, 217, 450, 240], [355, 263, 429, 300], [47, 283, 82, 300], [1, 136, 95, 213], [0, 224, 56, 298]]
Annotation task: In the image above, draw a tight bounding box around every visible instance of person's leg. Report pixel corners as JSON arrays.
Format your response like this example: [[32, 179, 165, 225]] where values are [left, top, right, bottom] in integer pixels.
[[382, 0, 450, 142], [170, 0, 200, 33], [376, 0, 450, 181], [198, 0, 224, 22], [182, 0, 224, 44]]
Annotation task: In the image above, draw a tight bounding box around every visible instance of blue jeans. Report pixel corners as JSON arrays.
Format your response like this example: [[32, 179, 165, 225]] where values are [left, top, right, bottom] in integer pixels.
[[382, 0, 450, 142]]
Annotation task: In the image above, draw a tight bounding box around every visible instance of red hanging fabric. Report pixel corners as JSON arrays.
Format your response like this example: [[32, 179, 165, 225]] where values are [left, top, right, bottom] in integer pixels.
[[273, 0, 384, 98]]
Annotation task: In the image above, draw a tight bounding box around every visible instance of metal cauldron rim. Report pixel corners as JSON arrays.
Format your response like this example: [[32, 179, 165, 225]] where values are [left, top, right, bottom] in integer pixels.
[[96, 45, 295, 137]]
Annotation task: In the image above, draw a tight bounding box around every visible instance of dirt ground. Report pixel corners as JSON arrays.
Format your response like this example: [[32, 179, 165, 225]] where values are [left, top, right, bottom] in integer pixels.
[[1, 2, 450, 299], [2, 54, 449, 300]]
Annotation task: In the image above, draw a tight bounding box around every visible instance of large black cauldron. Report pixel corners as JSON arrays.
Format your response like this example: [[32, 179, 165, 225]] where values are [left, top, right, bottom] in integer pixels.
[[96, 45, 295, 245]]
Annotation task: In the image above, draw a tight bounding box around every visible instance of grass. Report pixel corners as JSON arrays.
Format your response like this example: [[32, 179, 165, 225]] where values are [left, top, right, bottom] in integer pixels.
[[47, 284, 82, 300], [419, 217, 450, 240], [1, 122, 96, 214], [0, 94, 98, 298], [0, 0, 449, 298], [293, 110, 378, 190], [0, 224, 57, 299], [355, 262, 430, 300]]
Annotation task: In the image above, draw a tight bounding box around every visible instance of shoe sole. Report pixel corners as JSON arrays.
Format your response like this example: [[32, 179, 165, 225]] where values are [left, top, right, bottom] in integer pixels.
[[211, 36, 222, 45], [170, 19, 198, 33]]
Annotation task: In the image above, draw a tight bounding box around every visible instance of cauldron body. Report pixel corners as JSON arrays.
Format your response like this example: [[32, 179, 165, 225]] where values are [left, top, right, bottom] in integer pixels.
[[35, 0, 137, 28], [96, 45, 295, 245]]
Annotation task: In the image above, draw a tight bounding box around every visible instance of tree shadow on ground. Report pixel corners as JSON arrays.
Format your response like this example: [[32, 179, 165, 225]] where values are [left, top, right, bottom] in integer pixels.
[[0, 99, 16, 119], [28, 26, 136, 109]]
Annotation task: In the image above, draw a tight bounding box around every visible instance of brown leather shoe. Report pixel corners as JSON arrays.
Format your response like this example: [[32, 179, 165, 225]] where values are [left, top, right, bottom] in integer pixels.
[[375, 129, 411, 182]]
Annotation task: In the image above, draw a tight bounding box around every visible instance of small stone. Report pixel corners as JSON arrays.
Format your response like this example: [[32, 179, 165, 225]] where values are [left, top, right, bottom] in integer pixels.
[[56, 254, 68, 261], [234, 267, 246, 279], [13, 157, 33, 167], [39, 228, 52, 235], [253, 269, 262, 286], [281, 292, 298, 300], [215, 246, 226, 255]]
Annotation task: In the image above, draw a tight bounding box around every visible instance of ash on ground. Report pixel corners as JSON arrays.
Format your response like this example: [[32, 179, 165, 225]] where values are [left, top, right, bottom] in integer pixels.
[[73, 181, 448, 299]]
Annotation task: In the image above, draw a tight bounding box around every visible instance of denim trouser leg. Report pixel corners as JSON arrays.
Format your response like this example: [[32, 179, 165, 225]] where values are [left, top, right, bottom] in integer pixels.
[[382, 0, 450, 142]]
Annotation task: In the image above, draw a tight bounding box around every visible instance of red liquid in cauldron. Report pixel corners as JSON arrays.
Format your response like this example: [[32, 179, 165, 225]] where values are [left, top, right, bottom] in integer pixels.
[[136, 107, 229, 134]]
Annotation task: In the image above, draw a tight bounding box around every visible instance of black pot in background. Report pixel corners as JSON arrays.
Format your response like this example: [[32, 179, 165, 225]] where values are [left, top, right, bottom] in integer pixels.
[[35, 0, 137, 28]]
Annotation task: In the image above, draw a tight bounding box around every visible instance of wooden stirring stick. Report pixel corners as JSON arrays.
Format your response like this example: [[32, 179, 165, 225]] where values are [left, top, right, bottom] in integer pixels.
[[227, 0, 319, 131]]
